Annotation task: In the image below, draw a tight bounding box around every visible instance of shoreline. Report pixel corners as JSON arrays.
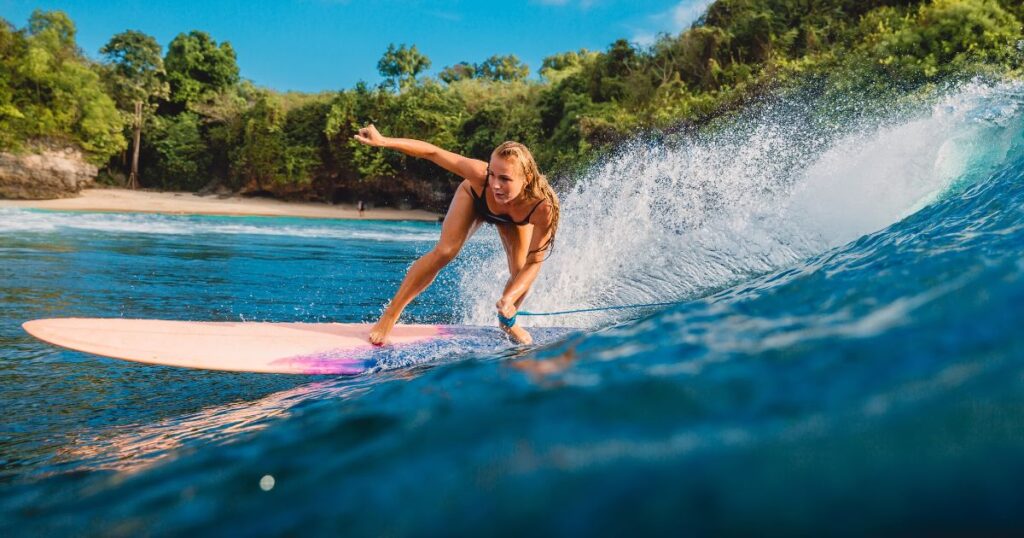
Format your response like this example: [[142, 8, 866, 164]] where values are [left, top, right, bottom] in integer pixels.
[[0, 188, 442, 221]]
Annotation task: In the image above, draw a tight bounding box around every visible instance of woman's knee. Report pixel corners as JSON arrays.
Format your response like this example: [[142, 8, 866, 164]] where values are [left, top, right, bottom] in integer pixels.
[[431, 242, 462, 264]]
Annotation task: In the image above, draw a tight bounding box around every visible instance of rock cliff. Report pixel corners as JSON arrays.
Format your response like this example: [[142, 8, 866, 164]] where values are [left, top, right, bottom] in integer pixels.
[[0, 147, 98, 199]]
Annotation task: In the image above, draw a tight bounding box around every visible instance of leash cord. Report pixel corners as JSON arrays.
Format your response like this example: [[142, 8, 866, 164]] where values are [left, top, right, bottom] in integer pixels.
[[518, 300, 683, 317]]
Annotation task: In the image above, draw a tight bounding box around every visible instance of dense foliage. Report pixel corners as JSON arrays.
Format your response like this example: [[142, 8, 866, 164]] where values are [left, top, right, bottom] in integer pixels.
[[0, 11, 124, 161], [1, 1, 1021, 206]]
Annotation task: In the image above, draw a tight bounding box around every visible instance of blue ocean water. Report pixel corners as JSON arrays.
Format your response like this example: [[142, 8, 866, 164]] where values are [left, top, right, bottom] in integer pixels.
[[2, 80, 1024, 535]]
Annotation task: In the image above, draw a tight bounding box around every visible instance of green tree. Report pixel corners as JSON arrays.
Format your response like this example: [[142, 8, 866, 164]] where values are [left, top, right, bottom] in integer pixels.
[[588, 39, 642, 101], [231, 92, 318, 191], [4, 10, 125, 162], [147, 112, 209, 190], [164, 30, 239, 110], [0, 20, 26, 150], [377, 43, 431, 91], [26, 10, 75, 53], [857, 0, 1021, 81], [324, 84, 396, 183], [540, 50, 593, 82], [101, 30, 168, 188], [232, 92, 284, 189], [676, 26, 729, 90], [476, 54, 530, 81], [439, 62, 476, 83]]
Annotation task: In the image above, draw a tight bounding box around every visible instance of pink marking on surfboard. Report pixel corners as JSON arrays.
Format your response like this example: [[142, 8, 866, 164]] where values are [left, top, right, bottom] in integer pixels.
[[269, 355, 372, 375], [269, 324, 449, 375]]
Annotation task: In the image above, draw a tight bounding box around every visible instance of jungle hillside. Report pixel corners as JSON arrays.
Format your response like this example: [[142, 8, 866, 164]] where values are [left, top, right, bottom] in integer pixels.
[[1, 0, 1022, 209]]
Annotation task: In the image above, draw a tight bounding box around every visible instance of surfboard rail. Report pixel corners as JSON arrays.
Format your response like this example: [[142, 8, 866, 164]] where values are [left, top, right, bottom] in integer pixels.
[[22, 317, 457, 375]]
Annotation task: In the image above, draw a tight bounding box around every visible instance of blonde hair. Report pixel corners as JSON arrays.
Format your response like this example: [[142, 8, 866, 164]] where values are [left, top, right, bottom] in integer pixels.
[[493, 141, 560, 253]]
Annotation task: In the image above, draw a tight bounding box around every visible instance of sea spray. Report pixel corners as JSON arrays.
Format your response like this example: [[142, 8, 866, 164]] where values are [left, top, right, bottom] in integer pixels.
[[457, 80, 1024, 328], [788, 80, 1024, 245]]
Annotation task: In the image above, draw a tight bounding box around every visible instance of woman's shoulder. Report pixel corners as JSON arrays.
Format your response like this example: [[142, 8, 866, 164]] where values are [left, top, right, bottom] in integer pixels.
[[462, 159, 488, 189], [528, 198, 554, 226]]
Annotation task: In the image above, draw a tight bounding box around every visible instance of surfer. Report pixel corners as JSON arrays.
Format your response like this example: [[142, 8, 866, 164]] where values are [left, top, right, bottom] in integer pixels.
[[353, 124, 560, 346]]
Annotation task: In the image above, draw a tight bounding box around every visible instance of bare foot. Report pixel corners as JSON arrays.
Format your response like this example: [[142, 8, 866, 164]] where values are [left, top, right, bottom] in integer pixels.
[[368, 315, 398, 346], [501, 323, 533, 345]]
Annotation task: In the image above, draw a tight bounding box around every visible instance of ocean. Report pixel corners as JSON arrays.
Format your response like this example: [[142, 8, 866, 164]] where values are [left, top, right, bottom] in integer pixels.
[[1, 79, 1023, 535]]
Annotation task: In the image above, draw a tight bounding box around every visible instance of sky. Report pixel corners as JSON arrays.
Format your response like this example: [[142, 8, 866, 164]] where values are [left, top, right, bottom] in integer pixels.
[[1, 0, 714, 92]]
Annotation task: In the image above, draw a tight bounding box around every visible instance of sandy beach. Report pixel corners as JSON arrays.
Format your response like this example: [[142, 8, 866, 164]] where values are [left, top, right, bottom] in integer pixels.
[[0, 188, 441, 221]]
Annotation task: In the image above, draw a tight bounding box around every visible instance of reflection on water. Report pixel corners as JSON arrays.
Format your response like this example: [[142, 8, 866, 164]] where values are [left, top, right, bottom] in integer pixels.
[[55, 378, 370, 475]]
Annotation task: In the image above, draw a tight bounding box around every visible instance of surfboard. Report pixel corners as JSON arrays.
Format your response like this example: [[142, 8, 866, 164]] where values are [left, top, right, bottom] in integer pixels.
[[22, 318, 517, 375]]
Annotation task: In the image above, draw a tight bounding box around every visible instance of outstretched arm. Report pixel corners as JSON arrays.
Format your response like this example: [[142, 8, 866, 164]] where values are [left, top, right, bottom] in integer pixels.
[[353, 124, 486, 180], [496, 203, 554, 319]]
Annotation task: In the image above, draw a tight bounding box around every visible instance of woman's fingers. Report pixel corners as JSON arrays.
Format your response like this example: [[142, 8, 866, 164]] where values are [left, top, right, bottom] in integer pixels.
[[353, 125, 379, 145]]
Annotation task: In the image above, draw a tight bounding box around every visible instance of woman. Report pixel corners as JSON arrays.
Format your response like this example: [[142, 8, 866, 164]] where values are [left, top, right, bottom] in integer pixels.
[[353, 124, 560, 346]]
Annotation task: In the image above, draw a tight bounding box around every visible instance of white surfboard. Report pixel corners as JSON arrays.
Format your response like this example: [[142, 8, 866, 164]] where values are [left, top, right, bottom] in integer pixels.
[[22, 318, 510, 375]]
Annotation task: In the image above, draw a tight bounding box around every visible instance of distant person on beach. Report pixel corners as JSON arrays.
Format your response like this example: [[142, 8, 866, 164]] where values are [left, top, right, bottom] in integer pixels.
[[357, 200, 365, 217], [353, 124, 560, 345]]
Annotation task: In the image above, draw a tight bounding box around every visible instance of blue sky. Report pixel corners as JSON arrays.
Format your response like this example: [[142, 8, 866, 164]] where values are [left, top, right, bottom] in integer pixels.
[[1, 0, 713, 92]]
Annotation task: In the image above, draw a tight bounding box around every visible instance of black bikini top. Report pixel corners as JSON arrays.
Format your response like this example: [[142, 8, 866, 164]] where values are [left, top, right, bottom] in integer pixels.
[[468, 180, 545, 226]]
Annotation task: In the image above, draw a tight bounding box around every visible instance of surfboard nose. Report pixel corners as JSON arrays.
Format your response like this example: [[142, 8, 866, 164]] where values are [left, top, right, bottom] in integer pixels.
[[22, 318, 52, 338]]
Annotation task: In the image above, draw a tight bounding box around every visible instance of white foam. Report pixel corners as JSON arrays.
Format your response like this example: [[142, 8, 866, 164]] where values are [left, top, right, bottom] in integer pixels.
[[0, 210, 440, 242], [789, 80, 1024, 244]]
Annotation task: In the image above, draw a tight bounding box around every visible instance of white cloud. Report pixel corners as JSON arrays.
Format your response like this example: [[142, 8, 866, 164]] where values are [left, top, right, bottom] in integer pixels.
[[630, 0, 714, 45], [672, 0, 713, 29]]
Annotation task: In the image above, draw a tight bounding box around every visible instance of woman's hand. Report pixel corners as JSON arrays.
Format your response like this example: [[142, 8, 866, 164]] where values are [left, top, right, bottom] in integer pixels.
[[351, 126, 486, 179], [496, 297, 532, 345], [496, 297, 517, 319], [353, 124, 387, 147]]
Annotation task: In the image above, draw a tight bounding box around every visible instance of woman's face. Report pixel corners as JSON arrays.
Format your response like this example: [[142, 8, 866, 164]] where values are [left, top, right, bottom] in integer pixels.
[[487, 155, 527, 205]]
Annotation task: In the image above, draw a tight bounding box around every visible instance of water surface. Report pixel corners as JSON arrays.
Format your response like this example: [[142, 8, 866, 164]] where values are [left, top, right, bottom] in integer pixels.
[[2, 81, 1024, 535]]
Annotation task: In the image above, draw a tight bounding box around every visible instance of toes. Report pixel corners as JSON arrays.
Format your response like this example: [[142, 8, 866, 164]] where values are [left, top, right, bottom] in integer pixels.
[[368, 318, 397, 346]]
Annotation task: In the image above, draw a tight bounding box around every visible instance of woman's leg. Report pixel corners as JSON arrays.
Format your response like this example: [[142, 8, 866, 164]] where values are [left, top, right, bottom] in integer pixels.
[[496, 223, 534, 344], [369, 182, 481, 345]]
